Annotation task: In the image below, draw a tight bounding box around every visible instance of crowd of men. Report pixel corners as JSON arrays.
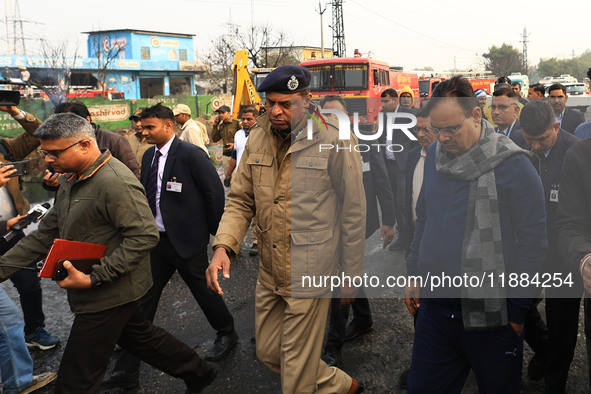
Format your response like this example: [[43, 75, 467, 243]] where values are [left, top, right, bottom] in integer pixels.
[[1, 65, 591, 393]]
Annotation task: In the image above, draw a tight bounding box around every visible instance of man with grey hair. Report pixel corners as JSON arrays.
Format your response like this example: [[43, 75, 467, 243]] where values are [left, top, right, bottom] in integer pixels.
[[0, 113, 218, 393]]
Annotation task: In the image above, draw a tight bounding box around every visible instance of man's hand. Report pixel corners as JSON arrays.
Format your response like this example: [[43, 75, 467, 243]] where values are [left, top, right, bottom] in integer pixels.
[[55, 261, 92, 290], [0, 106, 20, 116], [0, 165, 16, 187], [403, 279, 421, 315], [223, 143, 234, 153], [509, 321, 524, 337], [6, 215, 27, 231], [43, 169, 60, 188], [339, 284, 359, 307], [223, 176, 231, 188], [380, 225, 395, 249], [206, 247, 232, 296]]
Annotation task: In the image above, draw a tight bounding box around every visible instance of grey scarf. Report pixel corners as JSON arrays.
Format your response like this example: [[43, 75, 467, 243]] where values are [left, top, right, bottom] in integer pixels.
[[435, 119, 530, 330]]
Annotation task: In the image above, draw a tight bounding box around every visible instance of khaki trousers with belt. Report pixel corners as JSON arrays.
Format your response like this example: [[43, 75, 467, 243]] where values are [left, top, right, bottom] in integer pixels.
[[255, 281, 352, 394]]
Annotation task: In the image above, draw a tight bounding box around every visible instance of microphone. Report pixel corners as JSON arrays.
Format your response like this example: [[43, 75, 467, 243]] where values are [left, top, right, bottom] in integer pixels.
[[3, 203, 51, 242]]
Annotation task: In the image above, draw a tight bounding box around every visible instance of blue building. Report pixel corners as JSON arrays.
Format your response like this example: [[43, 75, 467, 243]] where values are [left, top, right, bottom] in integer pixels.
[[0, 29, 207, 99]]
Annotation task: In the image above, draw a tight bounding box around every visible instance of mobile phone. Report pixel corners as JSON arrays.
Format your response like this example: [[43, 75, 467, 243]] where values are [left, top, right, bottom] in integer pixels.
[[0, 160, 30, 177]]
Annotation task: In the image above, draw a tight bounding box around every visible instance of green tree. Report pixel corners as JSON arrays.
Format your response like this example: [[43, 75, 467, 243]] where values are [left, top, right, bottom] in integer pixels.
[[482, 44, 523, 77], [538, 50, 591, 81]]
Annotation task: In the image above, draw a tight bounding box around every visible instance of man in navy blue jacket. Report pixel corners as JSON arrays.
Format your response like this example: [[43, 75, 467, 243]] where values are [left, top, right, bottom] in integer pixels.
[[517, 101, 581, 392], [404, 77, 547, 393], [102, 103, 234, 391]]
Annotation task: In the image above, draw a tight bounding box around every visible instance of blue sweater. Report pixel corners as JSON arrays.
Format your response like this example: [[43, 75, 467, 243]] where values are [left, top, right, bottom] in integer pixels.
[[406, 143, 547, 324]]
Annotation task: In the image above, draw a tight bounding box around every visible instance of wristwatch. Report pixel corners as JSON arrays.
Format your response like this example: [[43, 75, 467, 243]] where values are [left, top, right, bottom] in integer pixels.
[[89, 273, 102, 287]]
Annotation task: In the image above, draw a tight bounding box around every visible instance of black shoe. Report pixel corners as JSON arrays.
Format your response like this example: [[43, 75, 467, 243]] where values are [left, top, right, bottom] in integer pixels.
[[186, 361, 219, 393], [528, 354, 546, 381], [321, 350, 342, 367], [206, 331, 238, 361], [344, 322, 373, 342], [398, 368, 410, 389], [101, 370, 140, 390], [389, 239, 404, 251]]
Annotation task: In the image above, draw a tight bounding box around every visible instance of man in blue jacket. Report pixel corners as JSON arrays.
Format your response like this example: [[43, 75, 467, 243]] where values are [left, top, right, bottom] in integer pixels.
[[404, 76, 547, 393]]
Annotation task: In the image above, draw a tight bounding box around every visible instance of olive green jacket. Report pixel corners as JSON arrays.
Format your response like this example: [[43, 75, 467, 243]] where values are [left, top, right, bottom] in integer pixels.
[[1, 111, 44, 215], [0, 150, 159, 314]]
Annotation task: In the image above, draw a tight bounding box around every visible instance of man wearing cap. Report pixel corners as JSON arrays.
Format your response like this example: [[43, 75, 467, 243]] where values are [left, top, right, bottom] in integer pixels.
[[126, 107, 152, 167], [173, 104, 209, 153], [207, 65, 366, 393], [399, 86, 418, 113], [212, 105, 240, 174], [475, 90, 488, 110]]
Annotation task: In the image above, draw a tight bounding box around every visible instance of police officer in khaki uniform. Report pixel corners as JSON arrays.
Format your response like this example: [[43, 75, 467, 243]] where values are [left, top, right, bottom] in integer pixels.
[[211, 105, 240, 175], [207, 66, 366, 393]]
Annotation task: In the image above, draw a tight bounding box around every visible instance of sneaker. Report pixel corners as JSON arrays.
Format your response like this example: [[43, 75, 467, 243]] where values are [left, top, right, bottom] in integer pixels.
[[25, 328, 60, 350], [20, 371, 57, 394]]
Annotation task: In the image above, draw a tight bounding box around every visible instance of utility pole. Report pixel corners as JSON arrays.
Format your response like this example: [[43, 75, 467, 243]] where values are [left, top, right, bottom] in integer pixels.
[[331, 0, 346, 57], [316, 1, 327, 58], [520, 27, 530, 75], [4, 0, 10, 54]]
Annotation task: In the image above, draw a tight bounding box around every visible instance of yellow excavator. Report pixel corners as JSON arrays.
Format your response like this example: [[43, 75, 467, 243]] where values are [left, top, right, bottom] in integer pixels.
[[231, 50, 273, 119]]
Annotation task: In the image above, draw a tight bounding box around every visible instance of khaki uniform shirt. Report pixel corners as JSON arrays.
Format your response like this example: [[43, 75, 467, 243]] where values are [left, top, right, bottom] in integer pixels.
[[213, 107, 366, 297]]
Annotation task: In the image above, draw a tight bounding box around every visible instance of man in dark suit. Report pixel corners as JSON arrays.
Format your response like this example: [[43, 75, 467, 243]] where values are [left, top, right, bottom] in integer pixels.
[[548, 83, 585, 134], [554, 137, 591, 392], [491, 87, 525, 146], [396, 107, 438, 389], [102, 103, 236, 391], [318, 96, 395, 366], [519, 101, 581, 392], [380, 88, 419, 251]]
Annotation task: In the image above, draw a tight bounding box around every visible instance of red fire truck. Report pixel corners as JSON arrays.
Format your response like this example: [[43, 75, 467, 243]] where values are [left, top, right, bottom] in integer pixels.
[[300, 56, 419, 129]]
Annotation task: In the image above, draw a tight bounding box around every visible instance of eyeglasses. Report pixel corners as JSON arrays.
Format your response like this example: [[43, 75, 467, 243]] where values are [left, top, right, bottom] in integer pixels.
[[490, 104, 517, 111], [39, 139, 87, 160], [414, 126, 437, 135], [426, 118, 466, 135]]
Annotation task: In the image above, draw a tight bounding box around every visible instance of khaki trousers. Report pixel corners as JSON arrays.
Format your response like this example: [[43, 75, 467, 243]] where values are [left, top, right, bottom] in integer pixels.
[[222, 155, 231, 176], [255, 281, 352, 394]]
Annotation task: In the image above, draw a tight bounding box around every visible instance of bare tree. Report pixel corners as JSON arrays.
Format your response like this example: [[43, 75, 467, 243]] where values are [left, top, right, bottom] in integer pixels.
[[31, 38, 79, 105], [200, 23, 294, 94], [204, 32, 238, 94], [234, 24, 295, 68], [88, 34, 123, 94]]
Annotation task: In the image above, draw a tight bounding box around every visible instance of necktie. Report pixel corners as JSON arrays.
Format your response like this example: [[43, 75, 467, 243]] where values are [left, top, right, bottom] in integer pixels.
[[146, 150, 162, 216]]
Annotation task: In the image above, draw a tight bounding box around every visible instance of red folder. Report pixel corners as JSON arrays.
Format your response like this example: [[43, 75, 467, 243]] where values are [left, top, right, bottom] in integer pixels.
[[38, 239, 107, 278]]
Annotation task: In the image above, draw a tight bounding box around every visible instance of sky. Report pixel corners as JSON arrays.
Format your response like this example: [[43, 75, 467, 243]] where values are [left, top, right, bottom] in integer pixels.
[[2, 0, 589, 73]]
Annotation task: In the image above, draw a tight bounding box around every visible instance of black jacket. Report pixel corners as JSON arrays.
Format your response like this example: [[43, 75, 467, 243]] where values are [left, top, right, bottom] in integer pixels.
[[141, 136, 224, 258], [94, 124, 140, 178], [358, 130, 395, 238], [560, 108, 585, 134], [554, 138, 591, 284]]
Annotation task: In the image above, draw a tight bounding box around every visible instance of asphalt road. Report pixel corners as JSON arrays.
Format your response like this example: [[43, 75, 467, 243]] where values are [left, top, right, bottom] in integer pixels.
[[5, 111, 591, 393], [3, 228, 591, 393]]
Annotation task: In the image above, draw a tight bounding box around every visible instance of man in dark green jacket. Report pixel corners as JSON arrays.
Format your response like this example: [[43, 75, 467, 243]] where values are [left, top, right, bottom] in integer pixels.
[[0, 113, 217, 393]]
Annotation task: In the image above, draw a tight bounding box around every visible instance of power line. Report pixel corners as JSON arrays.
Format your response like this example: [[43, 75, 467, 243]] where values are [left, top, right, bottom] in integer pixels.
[[348, 0, 479, 54]]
